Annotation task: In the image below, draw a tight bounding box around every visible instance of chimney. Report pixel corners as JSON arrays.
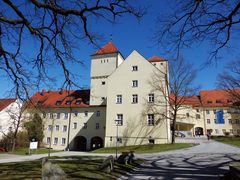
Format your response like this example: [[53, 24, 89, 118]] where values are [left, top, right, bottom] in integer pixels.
[[40, 89, 46, 96]]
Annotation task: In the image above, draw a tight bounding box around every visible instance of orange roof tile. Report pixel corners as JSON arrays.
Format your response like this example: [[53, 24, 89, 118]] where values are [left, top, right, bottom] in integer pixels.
[[148, 56, 166, 62], [26, 89, 90, 109], [93, 42, 119, 56], [0, 98, 16, 111], [169, 94, 201, 107], [199, 89, 240, 107]]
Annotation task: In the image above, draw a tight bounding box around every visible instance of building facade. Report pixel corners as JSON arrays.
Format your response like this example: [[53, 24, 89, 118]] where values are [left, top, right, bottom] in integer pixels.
[[175, 90, 240, 137], [26, 42, 171, 150], [0, 98, 21, 140]]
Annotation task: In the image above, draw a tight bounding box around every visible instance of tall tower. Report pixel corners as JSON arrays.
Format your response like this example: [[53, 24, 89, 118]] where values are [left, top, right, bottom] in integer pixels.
[[90, 42, 124, 105]]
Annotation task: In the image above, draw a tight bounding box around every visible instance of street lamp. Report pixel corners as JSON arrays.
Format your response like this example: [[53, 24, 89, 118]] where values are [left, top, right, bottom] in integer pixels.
[[115, 119, 120, 159]]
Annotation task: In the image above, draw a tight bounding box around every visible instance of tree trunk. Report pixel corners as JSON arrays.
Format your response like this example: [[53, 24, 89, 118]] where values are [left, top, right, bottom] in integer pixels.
[[11, 138, 16, 152], [171, 112, 177, 144]]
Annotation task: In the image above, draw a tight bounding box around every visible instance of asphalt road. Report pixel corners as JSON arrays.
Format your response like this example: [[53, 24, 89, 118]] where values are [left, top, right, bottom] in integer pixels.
[[121, 137, 240, 180]]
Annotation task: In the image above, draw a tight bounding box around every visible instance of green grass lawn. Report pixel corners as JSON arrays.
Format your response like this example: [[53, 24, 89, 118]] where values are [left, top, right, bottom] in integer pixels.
[[0, 156, 142, 179], [8, 147, 62, 155], [91, 143, 195, 154], [212, 136, 240, 147]]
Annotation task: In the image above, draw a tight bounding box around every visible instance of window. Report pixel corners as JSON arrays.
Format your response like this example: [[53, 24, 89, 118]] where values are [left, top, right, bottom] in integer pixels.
[[132, 94, 138, 104], [96, 111, 100, 117], [102, 81, 106, 85], [222, 129, 226, 134], [74, 111, 78, 117], [132, 66, 138, 71], [84, 111, 88, 117], [229, 119, 232, 124], [148, 114, 155, 126], [186, 113, 190, 118], [50, 113, 54, 119], [61, 138, 66, 145], [216, 100, 222, 103], [64, 113, 68, 119], [206, 110, 210, 114], [116, 95, 122, 104], [54, 137, 58, 145], [55, 125, 59, 131], [132, 80, 138, 87], [214, 119, 217, 123], [148, 94, 154, 103], [55, 101, 61, 106], [237, 129, 240, 134], [66, 101, 71, 105], [63, 125, 67, 132], [47, 137, 51, 144], [83, 123, 87, 129], [213, 110, 216, 114], [101, 97, 106, 101], [215, 129, 219, 134], [152, 63, 156, 66], [207, 119, 210, 124], [196, 109, 199, 112], [196, 114, 201, 119], [116, 114, 123, 125], [57, 113, 60, 119], [207, 101, 212, 104], [48, 125, 52, 131], [76, 100, 81, 105], [236, 119, 240, 124], [43, 113, 46, 118], [73, 122, 77, 129], [96, 123, 100, 129]]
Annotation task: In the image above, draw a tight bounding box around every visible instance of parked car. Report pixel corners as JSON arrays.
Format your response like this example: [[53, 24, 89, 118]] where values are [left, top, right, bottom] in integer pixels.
[[175, 131, 186, 138]]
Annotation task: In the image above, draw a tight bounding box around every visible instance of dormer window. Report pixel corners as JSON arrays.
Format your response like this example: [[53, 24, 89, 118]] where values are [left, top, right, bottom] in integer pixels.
[[227, 99, 233, 103], [55, 101, 62, 106], [66, 100, 71, 105], [132, 66, 138, 71], [216, 100, 222, 103], [76, 100, 81, 105], [207, 100, 212, 104]]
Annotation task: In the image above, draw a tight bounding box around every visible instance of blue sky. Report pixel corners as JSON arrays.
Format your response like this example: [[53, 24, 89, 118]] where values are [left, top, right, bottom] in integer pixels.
[[0, 0, 239, 98]]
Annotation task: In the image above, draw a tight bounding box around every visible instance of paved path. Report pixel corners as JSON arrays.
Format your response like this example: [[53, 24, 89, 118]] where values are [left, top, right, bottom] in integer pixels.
[[121, 138, 240, 180]]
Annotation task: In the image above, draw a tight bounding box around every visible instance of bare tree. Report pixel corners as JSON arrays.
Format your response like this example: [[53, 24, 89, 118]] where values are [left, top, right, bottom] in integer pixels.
[[155, 1, 240, 61], [0, 0, 145, 99], [149, 57, 199, 143], [3, 100, 23, 151], [218, 59, 240, 107]]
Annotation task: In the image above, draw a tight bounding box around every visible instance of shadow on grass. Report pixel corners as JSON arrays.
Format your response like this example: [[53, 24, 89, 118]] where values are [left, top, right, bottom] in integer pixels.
[[0, 156, 142, 180]]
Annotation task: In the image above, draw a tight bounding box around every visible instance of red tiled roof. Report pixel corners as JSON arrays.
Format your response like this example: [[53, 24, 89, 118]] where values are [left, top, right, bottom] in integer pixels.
[[199, 89, 240, 107], [0, 98, 16, 111], [148, 56, 166, 62], [93, 42, 119, 56], [169, 94, 201, 107], [26, 89, 90, 109]]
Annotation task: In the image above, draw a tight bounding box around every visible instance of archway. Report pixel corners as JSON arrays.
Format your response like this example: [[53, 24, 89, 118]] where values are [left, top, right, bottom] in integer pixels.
[[195, 127, 204, 136], [90, 136, 103, 150], [73, 136, 87, 151]]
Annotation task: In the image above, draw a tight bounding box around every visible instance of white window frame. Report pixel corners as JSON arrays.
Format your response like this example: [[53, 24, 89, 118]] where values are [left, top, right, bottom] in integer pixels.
[[63, 125, 67, 132], [64, 113, 68, 119], [148, 114, 155, 126], [116, 114, 123, 126], [47, 137, 51, 144], [73, 122, 77, 129], [207, 119, 210, 124], [48, 125, 52, 131], [148, 94, 154, 103], [54, 137, 58, 145], [57, 113, 61, 119], [61, 138, 66, 145], [132, 80, 138, 87], [116, 95, 122, 104], [132, 66, 138, 71], [96, 111, 100, 117], [132, 94, 138, 104], [55, 125, 59, 131]]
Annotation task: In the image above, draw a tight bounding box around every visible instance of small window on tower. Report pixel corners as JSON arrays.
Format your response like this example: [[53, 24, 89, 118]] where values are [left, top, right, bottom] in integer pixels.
[[102, 81, 106, 85], [132, 66, 138, 71]]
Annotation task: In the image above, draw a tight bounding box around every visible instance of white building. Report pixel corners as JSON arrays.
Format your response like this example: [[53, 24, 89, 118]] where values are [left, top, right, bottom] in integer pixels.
[[0, 98, 22, 140], [26, 42, 171, 150]]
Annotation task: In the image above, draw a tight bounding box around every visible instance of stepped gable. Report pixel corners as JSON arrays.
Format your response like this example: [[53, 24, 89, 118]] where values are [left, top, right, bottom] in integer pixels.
[[93, 42, 119, 56], [0, 99, 16, 111], [26, 89, 90, 108]]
